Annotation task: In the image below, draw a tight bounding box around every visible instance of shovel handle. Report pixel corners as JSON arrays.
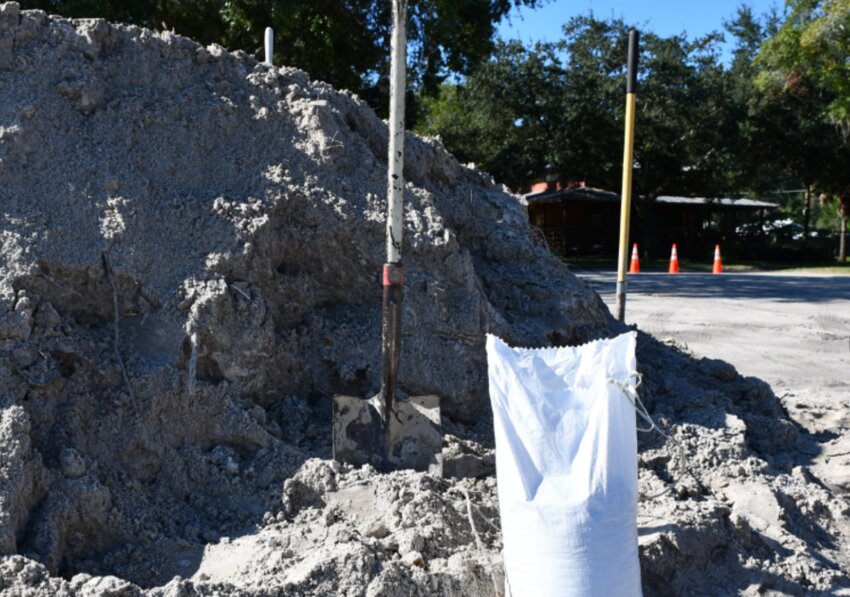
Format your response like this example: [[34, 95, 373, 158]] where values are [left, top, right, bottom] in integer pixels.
[[380, 1, 407, 432], [386, 0, 407, 264], [380, 263, 404, 424]]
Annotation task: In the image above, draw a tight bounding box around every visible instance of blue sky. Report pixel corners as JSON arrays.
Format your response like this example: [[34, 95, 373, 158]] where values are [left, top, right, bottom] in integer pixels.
[[497, 0, 786, 62]]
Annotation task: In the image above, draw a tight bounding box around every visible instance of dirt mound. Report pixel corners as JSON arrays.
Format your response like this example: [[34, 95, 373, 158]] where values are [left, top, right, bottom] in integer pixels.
[[0, 4, 848, 595]]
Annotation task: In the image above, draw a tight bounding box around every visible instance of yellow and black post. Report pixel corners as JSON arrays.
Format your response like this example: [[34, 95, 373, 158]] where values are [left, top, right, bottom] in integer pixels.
[[615, 29, 639, 322]]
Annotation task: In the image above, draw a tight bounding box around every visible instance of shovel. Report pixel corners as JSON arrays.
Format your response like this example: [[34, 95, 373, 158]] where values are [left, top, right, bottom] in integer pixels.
[[332, 0, 442, 474]]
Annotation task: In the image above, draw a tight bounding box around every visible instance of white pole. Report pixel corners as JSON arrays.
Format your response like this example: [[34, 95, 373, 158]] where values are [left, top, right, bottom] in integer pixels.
[[264, 27, 274, 66], [386, 0, 407, 264]]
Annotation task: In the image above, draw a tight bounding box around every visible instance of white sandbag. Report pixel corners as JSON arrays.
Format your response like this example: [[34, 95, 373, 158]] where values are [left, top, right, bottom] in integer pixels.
[[486, 331, 641, 597]]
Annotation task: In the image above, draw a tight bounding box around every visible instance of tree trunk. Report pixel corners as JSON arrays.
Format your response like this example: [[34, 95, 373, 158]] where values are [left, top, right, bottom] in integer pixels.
[[802, 185, 811, 243], [839, 192, 848, 263]]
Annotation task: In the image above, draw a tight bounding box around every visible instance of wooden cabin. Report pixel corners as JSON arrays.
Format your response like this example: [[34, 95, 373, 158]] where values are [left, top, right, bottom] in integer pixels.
[[525, 182, 776, 259]]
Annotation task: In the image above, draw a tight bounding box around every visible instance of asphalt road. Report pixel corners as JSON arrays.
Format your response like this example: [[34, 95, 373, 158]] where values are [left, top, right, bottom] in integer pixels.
[[576, 270, 850, 488], [577, 270, 849, 400]]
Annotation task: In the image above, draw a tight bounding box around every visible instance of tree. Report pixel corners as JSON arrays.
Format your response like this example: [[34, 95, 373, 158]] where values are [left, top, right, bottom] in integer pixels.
[[754, 0, 850, 252], [722, 5, 779, 195], [758, 0, 850, 129], [814, 138, 850, 261], [819, 193, 849, 261], [21, 0, 546, 119], [419, 40, 566, 189], [421, 15, 733, 257], [551, 17, 625, 190]]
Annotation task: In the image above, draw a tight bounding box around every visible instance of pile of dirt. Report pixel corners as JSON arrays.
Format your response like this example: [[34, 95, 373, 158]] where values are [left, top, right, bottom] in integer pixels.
[[0, 5, 847, 595]]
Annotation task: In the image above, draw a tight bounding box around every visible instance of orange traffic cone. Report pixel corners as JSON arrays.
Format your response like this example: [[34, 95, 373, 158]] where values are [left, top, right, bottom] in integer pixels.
[[668, 243, 680, 273], [629, 243, 640, 274], [712, 244, 723, 274]]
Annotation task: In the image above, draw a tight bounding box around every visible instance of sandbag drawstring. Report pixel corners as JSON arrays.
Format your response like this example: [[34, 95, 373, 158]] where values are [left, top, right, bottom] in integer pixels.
[[608, 371, 667, 436]]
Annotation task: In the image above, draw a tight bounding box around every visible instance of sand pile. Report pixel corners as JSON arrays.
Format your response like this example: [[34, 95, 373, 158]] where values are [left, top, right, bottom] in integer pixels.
[[0, 4, 847, 595]]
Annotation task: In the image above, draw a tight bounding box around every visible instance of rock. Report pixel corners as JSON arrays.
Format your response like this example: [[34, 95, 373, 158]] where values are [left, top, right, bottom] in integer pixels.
[[224, 456, 239, 475], [77, 84, 105, 115], [397, 530, 424, 555], [402, 551, 425, 568], [33, 302, 61, 327], [723, 482, 784, 543], [364, 521, 390, 539], [74, 574, 141, 597], [10, 346, 37, 369], [441, 436, 495, 479], [59, 447, 86, 478], [728, 511, 752, 546]]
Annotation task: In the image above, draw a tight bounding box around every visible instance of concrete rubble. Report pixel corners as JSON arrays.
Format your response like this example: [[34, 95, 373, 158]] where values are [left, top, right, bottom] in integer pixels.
[[0, 4, 847, 595]]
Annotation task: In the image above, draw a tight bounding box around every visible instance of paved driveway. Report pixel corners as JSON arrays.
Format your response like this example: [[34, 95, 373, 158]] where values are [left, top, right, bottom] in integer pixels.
[[577, 270, 850, 489]]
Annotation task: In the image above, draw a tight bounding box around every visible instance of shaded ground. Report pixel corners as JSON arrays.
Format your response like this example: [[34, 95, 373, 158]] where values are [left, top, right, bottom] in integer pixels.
[[566, 257, 850, 275]]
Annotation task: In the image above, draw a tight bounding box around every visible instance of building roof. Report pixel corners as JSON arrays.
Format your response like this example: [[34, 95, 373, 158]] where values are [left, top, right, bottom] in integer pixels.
[[525, 187, 620, 204], [657, 196, 777, 208], [525, 187, 777, 210]]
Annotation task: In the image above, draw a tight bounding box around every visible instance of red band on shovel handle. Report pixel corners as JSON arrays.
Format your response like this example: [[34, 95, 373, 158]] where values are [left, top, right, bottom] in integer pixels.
[[383, 263, 404, 286]]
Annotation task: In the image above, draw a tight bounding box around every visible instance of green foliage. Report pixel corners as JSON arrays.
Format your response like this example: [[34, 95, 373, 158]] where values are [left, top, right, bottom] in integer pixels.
[[420, 8, 847, 198], [419, 15, 735, 199], [20, 0, 545, 118], [758, 0, 850, 126], [419, 40, 564, 188], [418, 8, 849, 257]]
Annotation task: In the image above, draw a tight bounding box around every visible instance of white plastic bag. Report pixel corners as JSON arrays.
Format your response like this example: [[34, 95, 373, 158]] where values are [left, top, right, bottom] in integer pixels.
[[486, 331, 641, 597]]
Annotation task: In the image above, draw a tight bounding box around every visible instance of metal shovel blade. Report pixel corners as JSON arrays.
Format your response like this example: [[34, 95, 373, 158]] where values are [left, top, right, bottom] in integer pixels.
[[332, 394, 384, 469], [332, 394, 442, 474]]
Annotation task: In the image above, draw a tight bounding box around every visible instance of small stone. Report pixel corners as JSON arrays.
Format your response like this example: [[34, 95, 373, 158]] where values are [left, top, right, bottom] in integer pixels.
[[7, 556, 24, 573], [15, 292, 32, 312], [791, 466, 810, 483], [78, 85, 104, 115], [69, 572, 93, 590], [225, 456, 239, 475], [10, 346, 37, 368], [402, 550, 425, 567], [398, 530, 425, 554], [60, 446, 86, 478], [34, 302, 61, 327], [248, 405, 266, 424], [194, 47, 210, 64], [364, 520, 390, 539], [377, 536, 399, 552]]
